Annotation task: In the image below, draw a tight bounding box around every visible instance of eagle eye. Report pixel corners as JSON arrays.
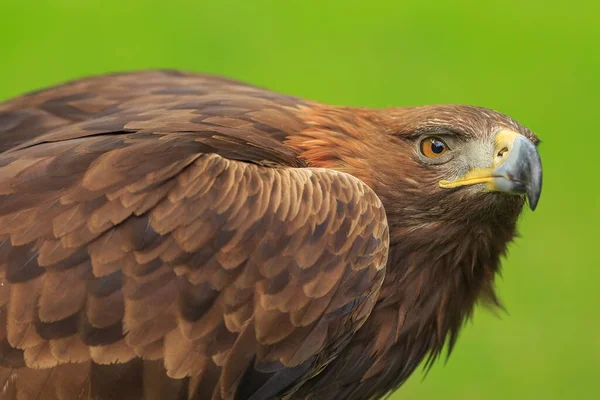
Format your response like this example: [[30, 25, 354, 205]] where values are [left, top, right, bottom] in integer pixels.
[[420, 137, 449, 158]]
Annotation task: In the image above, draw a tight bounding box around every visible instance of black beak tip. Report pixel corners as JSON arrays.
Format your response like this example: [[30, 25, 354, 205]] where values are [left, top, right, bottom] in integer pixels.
[[527, 191, 540, 211], [526, 164, 542, 211]]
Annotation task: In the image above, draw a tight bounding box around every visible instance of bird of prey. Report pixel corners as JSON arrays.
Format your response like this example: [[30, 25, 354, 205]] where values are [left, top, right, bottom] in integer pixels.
[[0, 70, 542, 400]]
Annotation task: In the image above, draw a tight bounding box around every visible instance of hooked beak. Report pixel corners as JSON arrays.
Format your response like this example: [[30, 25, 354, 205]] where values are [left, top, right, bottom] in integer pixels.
[[439, 130, 543, 210]]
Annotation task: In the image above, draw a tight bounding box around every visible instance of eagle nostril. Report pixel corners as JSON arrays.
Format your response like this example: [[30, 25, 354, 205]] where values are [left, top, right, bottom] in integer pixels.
[[496, 147, 509, 162]]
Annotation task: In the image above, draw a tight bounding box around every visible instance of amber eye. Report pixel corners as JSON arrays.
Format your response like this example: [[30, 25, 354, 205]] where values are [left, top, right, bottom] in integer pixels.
[[420, 137, 449, 158]]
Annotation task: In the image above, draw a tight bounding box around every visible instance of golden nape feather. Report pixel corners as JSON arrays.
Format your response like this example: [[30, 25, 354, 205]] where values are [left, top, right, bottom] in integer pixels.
[[0, 70, 541, 399]]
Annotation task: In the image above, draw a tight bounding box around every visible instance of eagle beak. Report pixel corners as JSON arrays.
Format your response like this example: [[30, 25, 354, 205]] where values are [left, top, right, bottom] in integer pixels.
[[439, 130, 543, 210]]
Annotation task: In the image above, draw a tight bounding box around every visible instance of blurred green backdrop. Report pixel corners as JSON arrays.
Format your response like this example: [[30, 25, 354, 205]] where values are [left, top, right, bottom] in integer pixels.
[[1, 0, 598, 399]]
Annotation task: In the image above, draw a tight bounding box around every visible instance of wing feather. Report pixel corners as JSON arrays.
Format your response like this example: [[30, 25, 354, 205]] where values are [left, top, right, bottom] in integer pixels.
[[0, 71, 389, 399]]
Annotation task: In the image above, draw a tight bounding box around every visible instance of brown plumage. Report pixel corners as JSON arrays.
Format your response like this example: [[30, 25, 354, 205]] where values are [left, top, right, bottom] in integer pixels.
[[0, 70, 542, 399]]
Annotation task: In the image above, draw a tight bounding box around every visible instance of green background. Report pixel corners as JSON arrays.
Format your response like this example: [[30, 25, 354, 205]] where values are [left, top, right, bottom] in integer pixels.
[[1, 0, 598, 398]]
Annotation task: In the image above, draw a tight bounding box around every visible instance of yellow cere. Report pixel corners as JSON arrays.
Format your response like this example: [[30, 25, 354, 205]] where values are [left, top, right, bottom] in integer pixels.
[[439, 130, 520, 190]]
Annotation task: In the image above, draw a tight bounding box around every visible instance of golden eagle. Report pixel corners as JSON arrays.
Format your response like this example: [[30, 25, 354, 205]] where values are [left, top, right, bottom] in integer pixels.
[[0, 71, 542, 399]]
